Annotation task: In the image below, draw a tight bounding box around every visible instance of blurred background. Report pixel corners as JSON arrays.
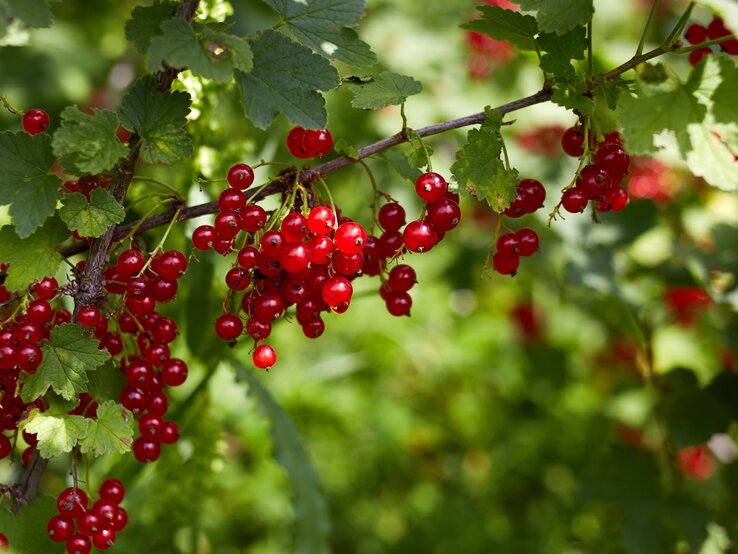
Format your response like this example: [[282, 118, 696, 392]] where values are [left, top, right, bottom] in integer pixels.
[[2, 0, 738, 552]]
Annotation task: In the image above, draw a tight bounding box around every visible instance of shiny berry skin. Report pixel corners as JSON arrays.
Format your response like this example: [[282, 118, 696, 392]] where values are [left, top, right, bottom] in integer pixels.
[[132, 437, 161, 463], [48, 515, 75, 542], [280, 212, 308, 242], [66, 534, 92, 554], [241, 204, 267, 232], [253, 344, 277, 369], [402, 220, 437, 253], [99, 478, 125, 504], [302, 129, 334, 158], [253, 293, 285, 321], [387, 264, 416, 292], [17, 345, 42, 372], [379, 231, 404, 258], [378, 203, 406, 232], [307, 235, 335, 265], [332, 251, 364, 275], [576, 165, 612, 199], [157, 250, 187, 280], [236, 246, 260, 270], [162, 358, 188, 387], [427, 199, 461, 231], [77, 512, 102, 536], [247, 319, 272, 341], [33, 276, 58, 299], [685, 23, 707, 45], [561, 126, 584, 157], [334, 222, 367, 255], [603, 186, 629, 212], [503, 192, 532, 218], [307, 206, 336, 234], [492, 252, 519, 275], [561, 188, 589, 213], [22, 108, 50, 135], [214, 211, 241, 240], [302, 318, 325, 339], [518, 179, 546, 212], [227, 163, 255, 190], [279, 242, 310, 274], [260, 230, 286, 256], [594, 144, 630, 182], [215, 313, 243, 340], [57, 487, 88, 518], [92, 528, 115, 550], [322, 276, 353, 308], [218, 189, 247, 212], [117, 249, 145, 279], [415, 172, 448, 202], [139, 414, 163, 439], [77, 305, 102, 327], [26, 299, 53, 324], [515, 228, 539, 256], [225, 267, 251, 291], [286, 126, 309, 158], [496, 233, 519, 257], [109, 506, 128, 532], [160, 421, 179, 444], [386, 292, 412, 316]]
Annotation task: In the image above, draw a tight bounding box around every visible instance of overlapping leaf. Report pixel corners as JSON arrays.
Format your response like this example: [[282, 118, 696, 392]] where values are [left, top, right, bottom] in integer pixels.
[[516, 0, 594, 34], [21, 410, 88, 458], [461, 6, 538, 51], [125, 0, 174, 53], [345, 71, 422, 109], [0, 218, 67, 291], [59, 188, 126, 238], [1, 0, 60, 28], [79, 401, 134, 456]]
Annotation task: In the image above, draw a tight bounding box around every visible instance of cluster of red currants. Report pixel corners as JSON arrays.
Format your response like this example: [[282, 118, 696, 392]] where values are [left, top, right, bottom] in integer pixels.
[[685, 17, 738, 66], [286, 126, 334, 159], [560, 127, 631, 215], [102, 248, 189, 463], [48, 479, 128, 553]]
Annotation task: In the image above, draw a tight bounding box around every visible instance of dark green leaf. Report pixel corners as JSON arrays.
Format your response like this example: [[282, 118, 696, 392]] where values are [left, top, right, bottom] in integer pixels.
[[52, 106, 128, 175], [79, 401, 134, 456], [233, 360, 331, 554], [538, 26, 587, 78], [120, 75, 192, 164], [264, 0, 376, 67], [461, 6, 538, 51], [20, 323, 111, 402], [87, 361, 127, 403], [0, 497, 57, 553], [3, 0, 59, 28], [125, 0, 174, 53], [0, 217, 67, 291], [59, 188, 125, 238], [235, 30, 340, 129], [345, 71, 422, 110], [516, 0, 594, 34], [0, 131, 62, 238], [20, 409, 88, 458], [551, 76, 594, 115], [382, 150, 422, 182]]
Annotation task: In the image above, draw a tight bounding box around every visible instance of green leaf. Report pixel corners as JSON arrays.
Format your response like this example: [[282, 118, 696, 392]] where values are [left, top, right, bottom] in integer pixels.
[[0, 131, 62, 238], [685, 123, 738, 192], [20, 323, 111, 402], [551, 76, 594, 115], [233, 360, 331, 554], [120, 75, 192, 164], [712, 56, 738, 124], [264, 0, 376, 67], [407, 130, 434, 169], [86, 361, 127, 403], [0, 497, 58, 553], [0, 218, 67, 291], [147, 19, 253, 82], [538, 26, 587, 78], [615, 64, 706, 154], [333, 138, 359, 159], [52, 106, 128, 175], [382, 150, 422, 182], [451, 111, 519, 212], [59, 188, 125, 238], [235, 30, 340, 129], [125, 0, 174, 53], [20, 409, 88, 458], [2, 0, 59, 28], [516, 0, 594, 34], [461, 6, 538, 51], [79, 401, 134, 456], [345, 71, 422, 110]]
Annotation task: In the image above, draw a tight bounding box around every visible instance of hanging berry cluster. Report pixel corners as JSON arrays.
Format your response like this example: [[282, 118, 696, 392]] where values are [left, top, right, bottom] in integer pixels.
[[192, 128, 462, 371], [685, 17, 738, 65]]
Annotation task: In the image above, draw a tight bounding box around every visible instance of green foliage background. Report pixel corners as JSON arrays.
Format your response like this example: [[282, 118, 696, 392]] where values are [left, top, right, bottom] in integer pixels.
[[1, 0, 738, 553]]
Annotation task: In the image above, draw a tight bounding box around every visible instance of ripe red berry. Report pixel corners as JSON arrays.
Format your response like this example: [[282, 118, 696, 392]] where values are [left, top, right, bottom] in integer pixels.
[[218, 189, 247, 212], [307, 235, 335, 265], [241, 204, 267, 232], [595, 144, 630, 183], [387, 264, 416, 293], [385, 292, 412, 316], [132, 437, 161, 463], [334, 222, 367, 255], [99, 478, 125, 504], [48, 515, 75, 542], [260, 230, 286, 256], [215, 313, 243, 340], [706, 17, 730, 40], [685, 23, 707, 45], [286, 126, 309, 158], [77, 305, 102, 327], [496, 233, 520, 256], [492, 252, 519, 275], [157, 250, 187, 280], [427, 199, 461, 231], [66, 534, 92, 554], [378, 203, 406, 232], [117, 249, 145, 279], [561, 188, 589, 213], [689, 47, 712, 66], [576, 165, 612, 199], [77, 512, 102, 536], [561, 126, 584, 157], [57, 487, 88, 518], [22, 108, 50, 135], [402, 220, 437, 253], [603, 186, 629, 212], [307, 205, 336, 234], [214, 211, 242, 240], [253, 293, 285, 322], [518, 179, 546, 212], [280, 212, 308, 242], [162, 358, 188, 387], [160, 421, 179, 444], [322, 276, 353, 308], [92, 528, 116, 550], [237, 246, 260, 269], [33, 276, 58, 299], [280, 242, 311, 274], [302, 129, 334, 158], [515, 228, 539, 256], [253, 344, 277, 369], [225, 267, 251, 291], [415, 172, 448, 203], [503, 192, 532, 218], [227, 163, 255, 189]]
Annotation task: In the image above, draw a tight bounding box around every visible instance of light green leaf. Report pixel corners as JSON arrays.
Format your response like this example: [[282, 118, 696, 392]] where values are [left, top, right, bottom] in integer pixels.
[[333, 138, 359, 159], [125, 0, 174, 53], [52, 106, 128, 175], [120, 75, 192, 164], [59, 188, 125, 238], [517, 0, 594, 34], [20, 409, 88, 458], [685, 124, 738, 191], [79, 401, 134, 456], [20, 323, 111, 402], [147, 19, 252, 82], [451, 112, 518, 212], [3, 0, 59, 28], [461, 6, 538, 51], [233, 360, 331, 554], [407, 130, 434, 169], [538, 26, 587, 78], [712, 56, 738, 124], [235, 30, 340, 129], [0, 218, 67, 291], [345, 71, 422, 110], [264, 0, 376, 67], [0, 131, 62, 238]]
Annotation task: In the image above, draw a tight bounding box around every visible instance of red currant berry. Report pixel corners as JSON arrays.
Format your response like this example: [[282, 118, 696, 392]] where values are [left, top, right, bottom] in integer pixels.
[[132, 437, 161, 463], [260, 230, 286, 256], [77, 305, 102, 328], [427, 198, 461, 231], [48, 514, 75, 542], [402, 220, 437, 253], [379, 231, 404, 258], [214, 211, 242, 240], [280, 212, 308, 242], [307, 205, 336, 234], [561, 126, 584, 157], [515, 228, 539, 256], [92, 528, 116, 550], [518, 179, 546, 212], [334, 222, 367, 255], [378, 202, 406, 232], [603, 186, 629, 212], [503, 192, 532, 218], [160, 421, 179, 444], [57, 487, 88, 518], [215, 313, 243, 340], [33, 276, 58, 299], [386, 292, 412, 316], [576, 165, 612, 199], [322, 276, 352, 308], [286, 126, 309, 158], [26, 299, 53, 324], [685, 23, 707, 45], [66, 534, 92, 554], [17, 344, 42, 372], [99, 478, 125, 504], [280, 242, 311, 274], [225, 267, 251, 291], [415, 172, 448, 203], [22, 108, 50, 135], [707, 17, 730, 40], [117, 249, 145, 279], [689, 47, 712, 66], [218, 189, 247, 212], [227, 163, 255, 190], [307, 235, 335, 265], [387, 264, 416, 293], [302, 317, 325, 339], [253, 344, 277, 369], [77, 512, 102, 536], [241, 204, 267, 232], [302, 129, 334, 158], [253, 293, 285, 321], [162, 358, 188, 387], [237, 246, 261, 269], [492, 252, 519, 276], [496, 233, 520, 257], [157, 250, 187, 280], [595, 144, 630, 182], [561, 188, 589, 213]]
